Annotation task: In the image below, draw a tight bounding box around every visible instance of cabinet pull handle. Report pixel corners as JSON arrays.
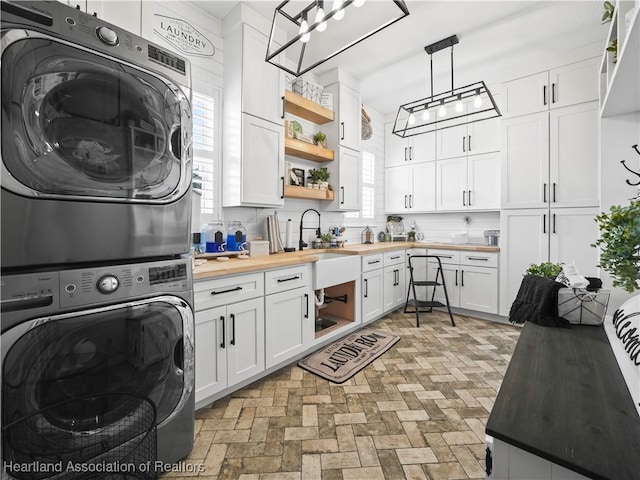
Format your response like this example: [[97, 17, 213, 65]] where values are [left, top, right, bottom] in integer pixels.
[[409, 194, 413, 208], [364, 278, 368, 297], [230, 313, 236, 346], [543, 214, 547, 234], [552, 182, 556, 203], [543, 85, 547, 106], [304, 293, 309, 318], [462, 136, 466, 152], [553, 213, 556, 234], [277, 275, 300, 283], [439, 255, 453, 259], [391, 255, 401, 260], [281, 176, 285, 199], [552, 83, 556, 103], [468, 256, 489, 261], [468, 190, 472, 206], [340, 186, 345, 205], [281, 95, 285, 119], [404, 147, 408, 162], [368, 259, 380, 264], [461, 270, 465, 287], [409, 146, 413, 161], [543, 183, 547, 203], [468, 135, 472, 152], [341, 122, 345, 141], [220, 315, 226, 348], [462, 190, 466, 206], [404, 195, 408, 208], [211, 286, 242, 295], [455, 269, 458, 286]]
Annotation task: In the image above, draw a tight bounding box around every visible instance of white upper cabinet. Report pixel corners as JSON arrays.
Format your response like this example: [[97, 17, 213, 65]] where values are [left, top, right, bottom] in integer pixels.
[[324, 83, 361, 152], [385, 122, 436, 167], [385, 163, 436, 213], [501, 57, 600, 118], [322, 147, 361, 211]]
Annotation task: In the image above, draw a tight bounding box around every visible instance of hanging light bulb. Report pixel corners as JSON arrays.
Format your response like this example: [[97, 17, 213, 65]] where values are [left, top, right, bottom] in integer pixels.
[[438, 100, 447, 118], [455, 95, 464, 113], [332, 0, 345, 20], [299, 13, 310, 43], [315, 3, 327, 32], [353, 0, 366, 7], [408, 112, 416, 125], [473, 89, 483, 108], [422, 108, 430, 121]]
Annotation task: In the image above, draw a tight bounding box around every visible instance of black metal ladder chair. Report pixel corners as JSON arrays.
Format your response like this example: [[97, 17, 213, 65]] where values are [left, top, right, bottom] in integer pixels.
[[404, 255, 456, 327]]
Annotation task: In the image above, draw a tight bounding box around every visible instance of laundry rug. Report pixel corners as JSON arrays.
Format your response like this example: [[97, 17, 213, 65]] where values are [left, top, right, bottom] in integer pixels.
[[298, 328, 400, 383]]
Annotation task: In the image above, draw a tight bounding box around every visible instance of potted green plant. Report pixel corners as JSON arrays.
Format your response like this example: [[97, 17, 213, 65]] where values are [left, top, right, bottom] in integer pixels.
[[525, 262, 563, 279], [309, 167, 330, 190], [592, 200, 640, 292], [601, 0, 615, 23], [607, 38, 618, 64], [312, 131, 327, 148]]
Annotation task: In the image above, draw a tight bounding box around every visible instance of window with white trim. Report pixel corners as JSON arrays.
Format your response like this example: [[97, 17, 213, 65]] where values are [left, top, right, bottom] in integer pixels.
[[192, 91, 216, 214], [345, 151, 375, 221]]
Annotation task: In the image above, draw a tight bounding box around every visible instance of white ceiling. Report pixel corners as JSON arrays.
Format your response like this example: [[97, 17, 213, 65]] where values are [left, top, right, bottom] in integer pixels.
[[198, 1, 608, 115]]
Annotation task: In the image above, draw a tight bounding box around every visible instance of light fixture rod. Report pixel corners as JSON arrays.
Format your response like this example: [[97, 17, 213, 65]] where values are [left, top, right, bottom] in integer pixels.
[[429, 54, 433, 99], [450, 44, 454, 93]]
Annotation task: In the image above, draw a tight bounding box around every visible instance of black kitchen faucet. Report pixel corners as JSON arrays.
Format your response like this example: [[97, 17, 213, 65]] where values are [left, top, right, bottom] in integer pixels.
[[299, 208, 321, 250]]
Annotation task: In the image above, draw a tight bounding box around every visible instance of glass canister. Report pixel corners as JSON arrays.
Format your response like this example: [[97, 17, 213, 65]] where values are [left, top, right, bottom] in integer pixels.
[[205, 221, 226, 252], [361, 225, 374, 244], [227, 221, 247, 251]]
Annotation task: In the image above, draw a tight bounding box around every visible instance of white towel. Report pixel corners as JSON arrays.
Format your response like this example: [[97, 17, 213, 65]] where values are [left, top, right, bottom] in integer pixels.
[[267, 212, 284, 253]]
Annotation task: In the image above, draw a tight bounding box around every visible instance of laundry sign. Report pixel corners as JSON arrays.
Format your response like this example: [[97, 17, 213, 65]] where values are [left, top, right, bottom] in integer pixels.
[[154, 15, 215, 57]]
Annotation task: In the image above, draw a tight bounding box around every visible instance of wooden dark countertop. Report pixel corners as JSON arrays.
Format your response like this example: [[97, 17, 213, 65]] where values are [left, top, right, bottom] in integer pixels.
[[486, 322, 640, 479]]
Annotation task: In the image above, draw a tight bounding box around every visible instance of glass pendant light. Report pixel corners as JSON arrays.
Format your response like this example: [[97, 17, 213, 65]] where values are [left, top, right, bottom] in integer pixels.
[[333, 0, 345, 20], [408, 113, 416, 125], [315, 0, 327, 32], [299, 12, 310, 43], [422, 108, 430, 121], [353, 0, 366, 7], [473, 89, 483, 108], [438, 100, 447, 118], [455, 95, 464, 113]]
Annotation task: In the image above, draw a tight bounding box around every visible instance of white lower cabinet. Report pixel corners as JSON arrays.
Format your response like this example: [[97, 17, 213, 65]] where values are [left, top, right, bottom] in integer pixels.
[[383, 251, 406, 312], [427, 250, 499, 314], [362, 268, 384, 323], [499, 207, 600, 316], [264, 265, 314, 369], [194, 273, 265, 405], [194, 296, 265, 404]]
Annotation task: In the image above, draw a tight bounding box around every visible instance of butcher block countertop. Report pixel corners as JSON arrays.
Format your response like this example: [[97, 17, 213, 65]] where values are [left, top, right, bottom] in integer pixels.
[[193, 242, 499, 280]]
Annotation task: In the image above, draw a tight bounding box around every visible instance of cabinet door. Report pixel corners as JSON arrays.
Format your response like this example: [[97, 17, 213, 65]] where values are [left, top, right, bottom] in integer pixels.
[[410, 163, 436, 212], [87, 0, 141, 34], [241, 114, 285, 207], [549, 208, 600, 277], [336, 147, 361, 211], [436, 157, 467, 211], [549, 102, 599, 208], [467, 153, 500, 210], [459, 266, 498, 314], [265, 287, 313, 369], [499, 209, 548, 316], [467, 116, 500, 155], [392, 265, 406, 310], [383, 266, 398, 312], [242, 25, 283, 124], [339, 84, 361, 151], [549, 58, 599, 110], [427, 263, 460, 308], [385, 166, 409, 212], [501, 71, 549, 117], [226, 297, 265, 387], [194, 306, 227, 403], [410, 132, 436, 163], [362, 270, 384, 323], [385, 122, 409, 167], [501, 112, 549, 209], [437, 123, 467, 160]]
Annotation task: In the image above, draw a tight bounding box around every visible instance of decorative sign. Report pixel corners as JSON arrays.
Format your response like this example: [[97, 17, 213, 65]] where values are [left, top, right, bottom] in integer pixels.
[[153, 15, 214, 57]]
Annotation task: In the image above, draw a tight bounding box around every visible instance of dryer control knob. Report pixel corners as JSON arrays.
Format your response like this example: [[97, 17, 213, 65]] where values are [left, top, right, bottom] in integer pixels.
[[96, 26, 118, 46], [97, 275, 119, 294]]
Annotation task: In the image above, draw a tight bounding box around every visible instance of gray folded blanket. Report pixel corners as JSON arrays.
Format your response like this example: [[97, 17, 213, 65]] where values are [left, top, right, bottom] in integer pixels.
[[509, 275, 570, 328]]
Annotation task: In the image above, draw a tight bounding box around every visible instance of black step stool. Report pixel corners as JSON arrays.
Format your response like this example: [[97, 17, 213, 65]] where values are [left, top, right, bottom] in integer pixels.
[[404, 255, 456, 327]]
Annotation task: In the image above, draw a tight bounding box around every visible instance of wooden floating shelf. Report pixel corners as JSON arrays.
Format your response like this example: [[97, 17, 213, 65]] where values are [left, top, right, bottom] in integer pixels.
[[285, 137, 334, 162], [284, 90, 334, 124], [284, 185, 335, 201]]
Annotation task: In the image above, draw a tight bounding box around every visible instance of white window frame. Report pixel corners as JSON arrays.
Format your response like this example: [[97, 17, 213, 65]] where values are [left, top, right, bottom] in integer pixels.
[[344, 150, 375, 226]]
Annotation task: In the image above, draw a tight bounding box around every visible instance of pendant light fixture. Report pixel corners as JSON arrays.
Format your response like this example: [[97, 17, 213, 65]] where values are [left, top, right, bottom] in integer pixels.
[[393, 35, 501, 138], [266, 0, 410, 77]]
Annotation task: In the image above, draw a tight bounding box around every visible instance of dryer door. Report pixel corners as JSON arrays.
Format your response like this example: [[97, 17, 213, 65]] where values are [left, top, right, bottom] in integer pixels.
[[1, 31, 192, 204], [1, 295, 194, 431]]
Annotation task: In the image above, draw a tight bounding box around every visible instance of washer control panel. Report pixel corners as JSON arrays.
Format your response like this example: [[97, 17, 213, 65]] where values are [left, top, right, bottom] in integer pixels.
[[96, 274, 120, 294]]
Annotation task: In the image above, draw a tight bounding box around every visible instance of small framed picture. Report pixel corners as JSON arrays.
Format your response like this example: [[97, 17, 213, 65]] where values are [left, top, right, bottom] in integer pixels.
[[291, 168, 305, 186]]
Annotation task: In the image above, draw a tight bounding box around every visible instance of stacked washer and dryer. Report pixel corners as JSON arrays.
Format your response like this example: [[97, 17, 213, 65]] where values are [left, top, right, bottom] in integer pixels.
[[1, 0, 196, 474]]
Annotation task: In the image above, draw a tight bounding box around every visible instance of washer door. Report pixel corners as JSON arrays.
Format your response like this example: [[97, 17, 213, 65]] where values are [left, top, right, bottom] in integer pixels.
[[1, 30, 192, 203], [1, 295, 194, 431]]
